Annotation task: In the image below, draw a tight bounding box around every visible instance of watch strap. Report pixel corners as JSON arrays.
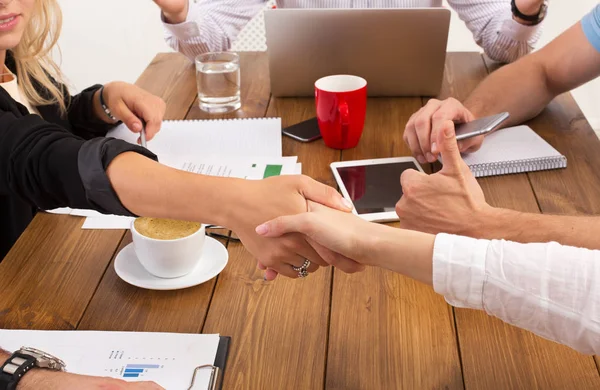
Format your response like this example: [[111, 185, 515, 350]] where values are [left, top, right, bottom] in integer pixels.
[[0, 353, 37, 390], [511, 0, 546, 24]]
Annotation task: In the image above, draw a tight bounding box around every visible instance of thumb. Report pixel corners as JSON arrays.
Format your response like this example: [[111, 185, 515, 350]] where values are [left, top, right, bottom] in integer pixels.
[[300, 177, 353, 212], [437, 121, 463, 174], [115, 101, 143, 134], [255, 214, 311, 238]]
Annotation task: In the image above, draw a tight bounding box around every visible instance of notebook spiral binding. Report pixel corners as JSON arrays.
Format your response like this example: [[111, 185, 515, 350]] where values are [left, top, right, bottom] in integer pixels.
[[470, 155, 568, 178]]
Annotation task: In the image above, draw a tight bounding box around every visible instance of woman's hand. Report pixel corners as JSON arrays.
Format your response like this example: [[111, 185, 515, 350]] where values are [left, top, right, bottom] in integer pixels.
[[94, 81, 166, 144], [255, 201, 373, 269], [227, 176, 364, 280], [255, 201, 436, 285]]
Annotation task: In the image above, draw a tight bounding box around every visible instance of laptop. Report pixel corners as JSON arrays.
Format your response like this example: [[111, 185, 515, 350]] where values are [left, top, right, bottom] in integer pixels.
[[264, 8, 451, 97]]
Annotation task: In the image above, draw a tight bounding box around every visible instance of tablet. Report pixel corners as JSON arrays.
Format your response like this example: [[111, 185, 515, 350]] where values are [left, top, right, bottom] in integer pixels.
[[330, 157, 424, 222]]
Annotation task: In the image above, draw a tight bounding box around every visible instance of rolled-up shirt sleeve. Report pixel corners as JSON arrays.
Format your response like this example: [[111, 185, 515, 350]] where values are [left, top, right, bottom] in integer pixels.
[[433, 233, 600, 355], [0, 111, 156, 216], [447, 0, 543, 63]]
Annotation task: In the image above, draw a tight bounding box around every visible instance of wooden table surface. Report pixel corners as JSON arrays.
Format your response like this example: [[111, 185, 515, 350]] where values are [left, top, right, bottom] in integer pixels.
[[1, 52, 599, 389]]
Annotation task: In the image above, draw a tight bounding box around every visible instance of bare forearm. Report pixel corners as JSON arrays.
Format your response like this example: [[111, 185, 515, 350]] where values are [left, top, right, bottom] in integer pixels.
[[365, 224, 436, 285], [106, 152, 243, 227], [465, 22, 600, 127], [471, 208, 600, 250], [464, 55, 555, 127]]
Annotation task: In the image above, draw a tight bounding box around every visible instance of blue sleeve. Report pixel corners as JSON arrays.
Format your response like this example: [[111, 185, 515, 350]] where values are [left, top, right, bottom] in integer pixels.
[[582, 5, 600, 53]]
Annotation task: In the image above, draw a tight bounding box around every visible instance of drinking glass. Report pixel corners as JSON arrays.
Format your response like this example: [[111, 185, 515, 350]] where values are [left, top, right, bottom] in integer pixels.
[[195, 52, 241, 114]]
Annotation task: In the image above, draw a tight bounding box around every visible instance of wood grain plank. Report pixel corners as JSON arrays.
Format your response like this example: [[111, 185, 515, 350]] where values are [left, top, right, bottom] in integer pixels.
[[199, 96, 338, 389], [186, 52, 271, 121], [326, 95, 464, 389], [447, 54, 600, 389], [135, 52, 197, 120], [0, 213, 123, 329], [78, 232, 223, 333]]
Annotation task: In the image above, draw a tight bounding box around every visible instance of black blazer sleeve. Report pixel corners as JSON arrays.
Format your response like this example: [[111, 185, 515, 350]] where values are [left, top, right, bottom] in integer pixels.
[[67, 84, 118, 139], [35, 84, 118, 140], [0, 105, 156, 215]]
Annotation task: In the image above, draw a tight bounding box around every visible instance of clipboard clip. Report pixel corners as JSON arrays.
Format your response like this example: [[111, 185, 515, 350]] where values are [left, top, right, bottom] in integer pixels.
[[188, 365, 220, 390]]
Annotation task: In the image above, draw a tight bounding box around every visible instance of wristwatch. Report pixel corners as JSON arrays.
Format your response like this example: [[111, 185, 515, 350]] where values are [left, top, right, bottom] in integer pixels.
[[511, 0, 548, 26], [0, 347, 66, 390]]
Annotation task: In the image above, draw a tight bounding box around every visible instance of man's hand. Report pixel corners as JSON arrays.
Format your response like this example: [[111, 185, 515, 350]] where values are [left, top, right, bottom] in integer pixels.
[[19, 369, 163, 390], [396, 122, 492, 236], [404, 98, 481, 164], [228, 175, 363, 280], [153, 0, 189, 24], [95, 82, 166, 144]]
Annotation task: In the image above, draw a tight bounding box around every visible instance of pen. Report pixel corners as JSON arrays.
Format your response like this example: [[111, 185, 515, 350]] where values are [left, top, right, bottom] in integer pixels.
[[140, 124, 147, 148]]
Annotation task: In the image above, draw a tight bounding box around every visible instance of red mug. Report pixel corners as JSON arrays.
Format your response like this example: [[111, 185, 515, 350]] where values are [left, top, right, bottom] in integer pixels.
[[315, 75, 367, 149]]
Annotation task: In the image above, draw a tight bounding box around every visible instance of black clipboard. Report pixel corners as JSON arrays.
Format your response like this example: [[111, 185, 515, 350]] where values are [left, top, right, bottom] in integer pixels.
[[188, 336, 231, 390]]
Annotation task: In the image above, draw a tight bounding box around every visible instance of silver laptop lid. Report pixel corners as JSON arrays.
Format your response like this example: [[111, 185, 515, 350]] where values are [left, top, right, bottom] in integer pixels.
[[265, 8, 451, 97]]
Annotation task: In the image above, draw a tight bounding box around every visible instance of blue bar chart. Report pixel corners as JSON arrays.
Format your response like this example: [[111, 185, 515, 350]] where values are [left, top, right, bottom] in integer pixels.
[[122, 363, 161, 378]]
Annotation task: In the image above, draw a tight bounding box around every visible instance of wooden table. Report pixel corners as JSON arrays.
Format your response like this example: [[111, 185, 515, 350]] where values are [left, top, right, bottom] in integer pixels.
[[1, 52, 600, 389]]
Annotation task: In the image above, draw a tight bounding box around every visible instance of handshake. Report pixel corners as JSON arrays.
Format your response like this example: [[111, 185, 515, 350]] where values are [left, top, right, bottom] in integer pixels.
[[242, 107, 487, 280]]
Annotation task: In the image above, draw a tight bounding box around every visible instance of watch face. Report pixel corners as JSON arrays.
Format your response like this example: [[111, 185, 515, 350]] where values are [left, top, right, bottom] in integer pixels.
[[19, 347, 67, 371]]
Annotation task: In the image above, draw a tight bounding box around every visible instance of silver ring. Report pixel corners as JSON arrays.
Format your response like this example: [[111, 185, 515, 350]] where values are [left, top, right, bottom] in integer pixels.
[[292, 259, 311, 278], [292, 259, 311, 272]]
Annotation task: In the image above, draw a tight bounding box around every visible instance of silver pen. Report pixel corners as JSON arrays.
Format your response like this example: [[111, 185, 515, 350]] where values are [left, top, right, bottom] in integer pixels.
[[140, 121, 147, 148]]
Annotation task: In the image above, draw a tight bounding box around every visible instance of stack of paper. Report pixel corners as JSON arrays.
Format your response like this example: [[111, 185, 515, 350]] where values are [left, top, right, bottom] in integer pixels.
[[48, 118, 301, 229]]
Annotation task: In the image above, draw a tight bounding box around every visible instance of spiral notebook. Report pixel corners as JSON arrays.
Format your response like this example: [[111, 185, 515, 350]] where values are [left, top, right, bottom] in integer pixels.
[[459, 125, 567, 178]]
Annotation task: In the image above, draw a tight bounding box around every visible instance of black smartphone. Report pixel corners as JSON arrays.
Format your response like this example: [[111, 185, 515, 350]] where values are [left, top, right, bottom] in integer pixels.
[[282, 117, 322, 142]]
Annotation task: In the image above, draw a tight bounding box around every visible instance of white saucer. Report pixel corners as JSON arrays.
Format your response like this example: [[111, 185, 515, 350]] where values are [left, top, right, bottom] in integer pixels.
[[114, 237, 228, 290]]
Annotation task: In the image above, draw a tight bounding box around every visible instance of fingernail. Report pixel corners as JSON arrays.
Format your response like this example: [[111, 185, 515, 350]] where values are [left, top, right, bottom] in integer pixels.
[[132, 122, 142, 132], [255, 224, 268, 235], [444, 127, 453, 138], [417, 155, 426, 164], [431, 142, 438, 154], [263, 275, 267, 281], [341, 197, 353, 210], [426, 153, 436, 163]]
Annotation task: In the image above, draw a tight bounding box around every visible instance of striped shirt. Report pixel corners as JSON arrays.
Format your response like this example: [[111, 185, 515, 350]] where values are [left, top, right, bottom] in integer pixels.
[[163, 0, 543, 63]]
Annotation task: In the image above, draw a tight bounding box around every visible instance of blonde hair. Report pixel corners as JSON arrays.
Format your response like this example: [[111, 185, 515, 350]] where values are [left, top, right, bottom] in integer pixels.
[[12, 0, 67, 114]]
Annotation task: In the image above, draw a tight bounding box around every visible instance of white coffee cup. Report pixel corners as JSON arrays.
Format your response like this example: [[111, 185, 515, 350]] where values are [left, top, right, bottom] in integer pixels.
[[130, 219, 206, 278]]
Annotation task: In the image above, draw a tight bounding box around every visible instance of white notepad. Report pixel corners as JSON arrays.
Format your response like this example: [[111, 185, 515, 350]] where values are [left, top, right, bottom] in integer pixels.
[[459, 125, 567, 178], [107, 117, 283, 159]]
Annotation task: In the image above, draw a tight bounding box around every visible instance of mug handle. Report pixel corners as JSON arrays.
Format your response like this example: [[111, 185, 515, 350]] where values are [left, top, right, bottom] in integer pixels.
[[338, 98, 349, 148]]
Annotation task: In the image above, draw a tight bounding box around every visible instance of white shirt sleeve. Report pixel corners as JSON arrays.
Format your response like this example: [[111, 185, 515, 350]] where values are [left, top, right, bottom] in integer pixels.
[[162, 0, 266, 60], [446, 0, 543, 63], [433, 233, 600, 355]]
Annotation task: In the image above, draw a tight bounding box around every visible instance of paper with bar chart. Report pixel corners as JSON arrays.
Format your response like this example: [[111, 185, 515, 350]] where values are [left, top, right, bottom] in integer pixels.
[[0, 330, 220, 389]]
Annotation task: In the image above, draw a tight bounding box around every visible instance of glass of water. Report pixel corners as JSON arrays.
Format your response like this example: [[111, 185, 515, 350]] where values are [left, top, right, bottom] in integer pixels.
[[195, 52, 241, 114]]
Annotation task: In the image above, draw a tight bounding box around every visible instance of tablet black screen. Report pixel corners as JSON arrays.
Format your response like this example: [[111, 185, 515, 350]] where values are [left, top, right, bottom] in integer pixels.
[[336, 161, 419, 214]]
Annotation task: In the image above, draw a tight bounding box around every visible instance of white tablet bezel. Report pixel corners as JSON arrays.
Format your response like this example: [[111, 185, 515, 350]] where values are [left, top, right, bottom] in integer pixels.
[[330, 157, 425, 222]]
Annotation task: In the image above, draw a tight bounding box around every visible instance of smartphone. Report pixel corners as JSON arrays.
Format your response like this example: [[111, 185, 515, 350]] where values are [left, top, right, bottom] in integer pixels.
[[282, 117, 322, 142], [454, 112, 510, 141]]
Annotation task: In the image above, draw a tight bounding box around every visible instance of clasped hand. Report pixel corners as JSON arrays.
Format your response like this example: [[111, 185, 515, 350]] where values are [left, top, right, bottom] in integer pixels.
[[255, 125, 494, 271]]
